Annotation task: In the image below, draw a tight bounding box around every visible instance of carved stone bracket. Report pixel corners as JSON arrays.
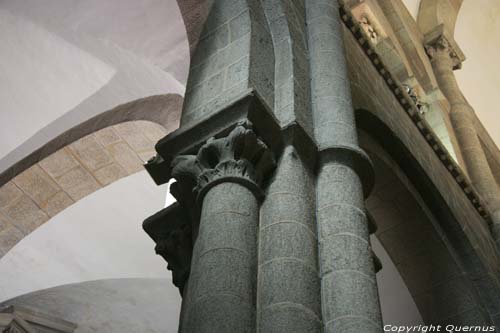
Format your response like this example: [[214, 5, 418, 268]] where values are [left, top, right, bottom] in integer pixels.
[[171, 122, 276, 204], [143, 202, 193, 294]]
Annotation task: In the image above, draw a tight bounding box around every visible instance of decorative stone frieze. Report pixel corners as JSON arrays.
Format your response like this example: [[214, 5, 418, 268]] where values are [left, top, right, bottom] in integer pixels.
[[339, 4, 491, 222], [171, 122, 275, 203], [359, 15, 380, 43], [403, 84, 427, 115]]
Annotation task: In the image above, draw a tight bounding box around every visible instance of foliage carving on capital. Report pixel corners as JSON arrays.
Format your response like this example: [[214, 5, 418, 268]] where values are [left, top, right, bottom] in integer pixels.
[[425, 34, 463, 70], [171, 122, 275, 201]]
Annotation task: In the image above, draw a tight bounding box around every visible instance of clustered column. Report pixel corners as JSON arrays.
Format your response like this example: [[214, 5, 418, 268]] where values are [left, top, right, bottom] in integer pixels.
[[170, 124, 275, 333], [306, 0, 383, 332], [426, 35, 500, 248], [257, 143, 322, 332]]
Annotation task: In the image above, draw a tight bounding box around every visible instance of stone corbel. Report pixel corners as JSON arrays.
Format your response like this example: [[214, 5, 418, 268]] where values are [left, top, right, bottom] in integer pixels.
[[424, 24, 465, 70], [143, 201, 193, 294]]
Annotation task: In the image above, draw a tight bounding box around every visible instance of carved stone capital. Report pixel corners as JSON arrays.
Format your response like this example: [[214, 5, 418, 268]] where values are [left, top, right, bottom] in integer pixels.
[[171, 122, 276, 203], [424, 26, 465, 70]]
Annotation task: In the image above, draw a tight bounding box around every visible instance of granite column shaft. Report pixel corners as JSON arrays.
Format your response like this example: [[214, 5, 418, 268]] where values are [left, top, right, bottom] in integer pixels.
[[257, 145, 321, 332], [306, 1, 383, 332], [183, 182, 258, 332]]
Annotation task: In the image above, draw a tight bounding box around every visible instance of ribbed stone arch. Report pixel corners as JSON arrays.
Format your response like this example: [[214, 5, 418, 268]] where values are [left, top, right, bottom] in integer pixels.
[[0, 94, 183, 257]]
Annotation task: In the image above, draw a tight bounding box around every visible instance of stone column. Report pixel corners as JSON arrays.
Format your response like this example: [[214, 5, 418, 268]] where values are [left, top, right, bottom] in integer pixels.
[[257, 143, 321, 332], [170, 124, 275, 333], [425, 34, 500, 248], [306, 1, 382, 332]]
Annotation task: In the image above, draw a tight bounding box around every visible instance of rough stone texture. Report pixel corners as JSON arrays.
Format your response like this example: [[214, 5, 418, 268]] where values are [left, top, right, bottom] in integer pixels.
[[261, 0, 313, 138], [0, 120, 168, 258], [363, 133, 493, 325], [182, 183, 258, 333], [137, 0, 500, 330], [425, 32, 500, 250], [345, 16, 500, 276], [377, 0, 439, 94], [159, 124, 275, 332], [306, 1, 382, 331], [258, 145, 321, 332], [181, 0, 274, 128], [344, 17, 500, 325]]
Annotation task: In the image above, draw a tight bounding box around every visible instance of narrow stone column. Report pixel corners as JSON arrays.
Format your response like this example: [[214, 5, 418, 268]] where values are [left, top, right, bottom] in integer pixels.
[[306, 1, 383, 332], [170, 124, 275, 333], [257, 144, 321, 332], [426, 35, 500, 247]]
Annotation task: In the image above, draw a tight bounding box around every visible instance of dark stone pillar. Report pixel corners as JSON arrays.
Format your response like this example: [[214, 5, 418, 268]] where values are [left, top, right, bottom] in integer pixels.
[[257, 143, 321, 332], [170, 124, 275, 333], [306, 1, 383, 332]]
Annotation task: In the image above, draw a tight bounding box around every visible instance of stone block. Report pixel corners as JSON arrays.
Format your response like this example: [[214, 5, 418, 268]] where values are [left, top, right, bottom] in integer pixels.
[[229, 11, 251, 42], [202, 0, 249, 36], [191, 248, 253, 302], [192, 24, 230, 66], [260, 192, 314, 230], [136, 121, 167, 143], [1, 195, 48, 234], [319, 233, 373, 275], [94, 126, 122, 147], [321, 270, 381, 328], [317, 203, 369, 241], [113, 122, 154, 152], [13, 165, 59, 206], [225, 56, 250, 89], [186, 294, 254, 333], [196, 212, 257, 258], [106, 142, 143, 174], [55, 166, 101, 201], [0, 223, 24, 257], [220, 34, 251, 68], [69, 135, 113, 172], [259, 222, 316, 264], [39, 148, 79, 179], [42, 191, 74, 217], [258, 259, 321, 318], [258, 305, 321, 333], [0, 182, 23, 209], [93, 163, 128, 186]]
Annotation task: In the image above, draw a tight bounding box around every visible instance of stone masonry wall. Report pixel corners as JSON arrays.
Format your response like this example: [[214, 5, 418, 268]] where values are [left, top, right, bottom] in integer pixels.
[[181, 0, 274, 127]]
